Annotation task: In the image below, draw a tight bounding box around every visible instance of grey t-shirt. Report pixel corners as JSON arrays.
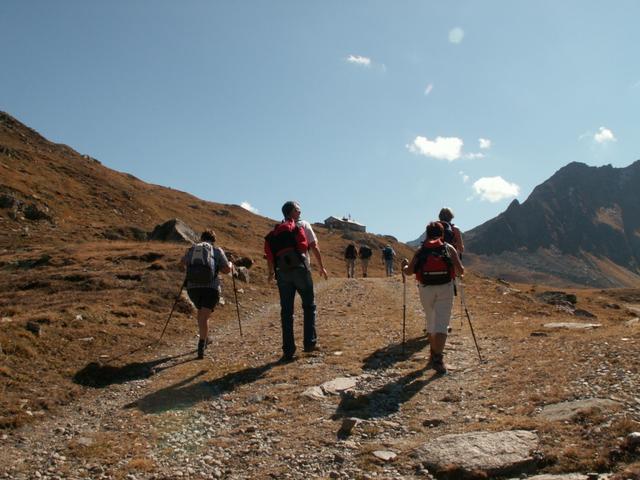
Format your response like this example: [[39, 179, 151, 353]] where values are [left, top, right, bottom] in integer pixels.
[[183, 244, 230, 290]]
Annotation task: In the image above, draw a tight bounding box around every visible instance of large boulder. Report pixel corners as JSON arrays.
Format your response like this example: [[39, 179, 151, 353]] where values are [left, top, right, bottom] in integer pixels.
[[149, 219, 198, 244], [412, 430, 540, 478]]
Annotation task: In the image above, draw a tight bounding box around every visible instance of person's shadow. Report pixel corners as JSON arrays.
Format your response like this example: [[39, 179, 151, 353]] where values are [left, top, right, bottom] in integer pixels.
[[73, 352, 194, 388], [333, 366, 440, 427], [125, 360, 279, 414], [361, 336, 428, 371]]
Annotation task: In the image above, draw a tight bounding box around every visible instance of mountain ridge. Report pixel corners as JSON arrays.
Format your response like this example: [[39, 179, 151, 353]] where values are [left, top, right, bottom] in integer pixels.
[[463, 160, 640, 287]]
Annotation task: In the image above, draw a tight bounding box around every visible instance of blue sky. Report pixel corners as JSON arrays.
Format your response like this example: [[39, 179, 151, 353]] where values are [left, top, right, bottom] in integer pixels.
[[2, 1, 639, 241]]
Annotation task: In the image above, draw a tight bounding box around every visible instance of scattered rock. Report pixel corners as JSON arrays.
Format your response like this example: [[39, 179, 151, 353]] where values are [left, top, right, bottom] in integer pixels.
[[320, 377, 358, 395], [536, 291, 577, 306], [149, 218, 198, 244], [422, 418, 445, 428], [338, 417, 361, 436], [302, 386, 325, 400], [543, 322, 601, 330], [412, 430, 539, 478], [25, 321, 42, 336], [372, 450, 397, 462], [626, 317, 639, 327], [574, 309, 597, 318], [235, 266, 250, 283], [234, 257, 254, 268], [538, 398, 622, 422], [23, 203, 51, 221]]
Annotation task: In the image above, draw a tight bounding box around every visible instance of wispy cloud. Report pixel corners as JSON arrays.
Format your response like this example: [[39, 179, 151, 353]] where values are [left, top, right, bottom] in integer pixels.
[[346, 54, 371, 67], [472, 176, 520, 202], [407, 136, 463, 161], [594, 126, 616, 144], [240, 201, 259, 214], [464, 152, 485, 160], [459, 171, 470, 183], [479, 138, 491, 149], [424, 83, 434, 96], [449, 27, 465, 44]]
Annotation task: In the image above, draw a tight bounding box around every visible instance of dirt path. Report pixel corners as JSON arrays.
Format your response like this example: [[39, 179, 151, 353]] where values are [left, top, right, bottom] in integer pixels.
[[1, 276, 638, 479]]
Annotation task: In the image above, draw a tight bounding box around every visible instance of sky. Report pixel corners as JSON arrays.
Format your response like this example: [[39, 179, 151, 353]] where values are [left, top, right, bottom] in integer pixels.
[[2, 1, 640, 242]]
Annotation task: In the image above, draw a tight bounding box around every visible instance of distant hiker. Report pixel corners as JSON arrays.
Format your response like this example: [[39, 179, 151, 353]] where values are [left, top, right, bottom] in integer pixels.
[[402, 222, 464, 375], [265, 201, 329, 362], [344, 243, 358, 278], [358, 244, 373, 277], [438, 207, 464, 259], [382, 244, 396, 277], [181, 229, 232, 359]]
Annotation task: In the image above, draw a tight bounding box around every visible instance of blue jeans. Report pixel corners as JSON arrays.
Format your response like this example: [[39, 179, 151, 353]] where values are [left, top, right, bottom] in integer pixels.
[[385, 259, 394, 276], [276, 266, 317, 356]]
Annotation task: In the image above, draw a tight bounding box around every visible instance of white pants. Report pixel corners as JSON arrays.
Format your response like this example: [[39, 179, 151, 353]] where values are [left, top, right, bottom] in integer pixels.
[[418, 282, 454, 334]]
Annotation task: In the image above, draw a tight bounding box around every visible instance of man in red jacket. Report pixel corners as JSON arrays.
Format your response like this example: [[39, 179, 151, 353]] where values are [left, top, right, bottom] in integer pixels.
[[265, 201, 328, 362]]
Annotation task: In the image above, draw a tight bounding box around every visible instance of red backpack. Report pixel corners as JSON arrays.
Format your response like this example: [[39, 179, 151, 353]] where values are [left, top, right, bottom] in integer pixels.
[[265, 220, 309, 270], [414, 239, 454, 285]]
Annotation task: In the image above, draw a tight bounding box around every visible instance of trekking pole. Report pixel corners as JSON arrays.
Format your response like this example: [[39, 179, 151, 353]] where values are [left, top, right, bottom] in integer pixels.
[[158, 278, 187, 342], [459, 280, 483, 362], [231, 265, 243, 337], [401, 259, 408, 354]]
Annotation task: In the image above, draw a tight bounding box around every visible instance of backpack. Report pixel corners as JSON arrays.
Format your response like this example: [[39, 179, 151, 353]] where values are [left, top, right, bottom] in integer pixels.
[[265, 219, 309, 271], [359, 246, 372, 259], [345, 244, 357, 259], [440, 221, 455, 246], [186, 242, 216, 284], [414, 239, 454, 285], [382, 246, 394, 260]]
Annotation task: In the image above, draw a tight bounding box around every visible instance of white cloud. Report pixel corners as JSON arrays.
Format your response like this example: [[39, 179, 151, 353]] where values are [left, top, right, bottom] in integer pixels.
[[594, 126, 616, 144], [464, 152, 485, 160], [407, 136, 463, 161], [479, 138, 491, 149], [424, 83, 433, 96], [346, 54, 371, 67], [240, 201, 259, 214], [449, 27, 465, 44], [459, 171, 470, 183], [472, 176, 520, 202]]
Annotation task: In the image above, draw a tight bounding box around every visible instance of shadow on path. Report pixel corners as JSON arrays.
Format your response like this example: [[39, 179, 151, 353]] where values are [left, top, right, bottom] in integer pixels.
[[73, 351, 195, 388], [333, 366, 440, 422], [125, 360, 279, 414], [361, 336, 428, 371]]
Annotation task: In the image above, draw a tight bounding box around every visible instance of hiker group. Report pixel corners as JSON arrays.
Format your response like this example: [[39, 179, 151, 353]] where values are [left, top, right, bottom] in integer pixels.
[[180, 203, 467, 374]]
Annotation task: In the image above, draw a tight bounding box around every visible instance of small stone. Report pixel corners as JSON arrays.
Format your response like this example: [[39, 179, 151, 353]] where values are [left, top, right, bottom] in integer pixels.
[[372, 450, 397, 462], [339, 417, 361, 436]]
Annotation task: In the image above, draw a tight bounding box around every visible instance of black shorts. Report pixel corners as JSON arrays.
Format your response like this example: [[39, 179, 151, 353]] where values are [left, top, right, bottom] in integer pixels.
[[187, 288, 220, 310]]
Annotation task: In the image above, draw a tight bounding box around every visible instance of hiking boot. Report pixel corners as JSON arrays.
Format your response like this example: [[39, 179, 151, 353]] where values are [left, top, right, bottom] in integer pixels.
[[303, 343, 318, 353], [197, 339, 207, 359], [278, 353, 296, 364], [431, 353, 447, 375]]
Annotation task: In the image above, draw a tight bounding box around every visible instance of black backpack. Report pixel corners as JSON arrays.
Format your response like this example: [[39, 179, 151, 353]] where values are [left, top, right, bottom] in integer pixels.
[[359, 246, 372, 259], [440, 221, 455, 245], [345, 244, 357, 259], [382, 246, 394, 260]]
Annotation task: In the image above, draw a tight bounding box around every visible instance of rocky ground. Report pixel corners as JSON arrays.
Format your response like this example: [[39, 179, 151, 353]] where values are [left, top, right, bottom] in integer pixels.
[[1, 273, 639, 480]]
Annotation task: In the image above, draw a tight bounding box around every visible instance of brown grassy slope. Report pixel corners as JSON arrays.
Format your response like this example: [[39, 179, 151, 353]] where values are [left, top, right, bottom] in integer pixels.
[[0, 111, 414, 428]]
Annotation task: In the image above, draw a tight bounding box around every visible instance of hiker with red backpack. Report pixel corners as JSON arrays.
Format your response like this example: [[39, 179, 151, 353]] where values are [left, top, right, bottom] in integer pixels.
[[402, 222, 464, 374], [344, 243, 358, 278], [438, 207, 464, 259], [265, 201, 328, 362], [181, 230, 232, 359]]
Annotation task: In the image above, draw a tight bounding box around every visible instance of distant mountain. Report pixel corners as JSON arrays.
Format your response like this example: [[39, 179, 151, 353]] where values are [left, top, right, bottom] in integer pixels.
[[464, 161, 640, 287]]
